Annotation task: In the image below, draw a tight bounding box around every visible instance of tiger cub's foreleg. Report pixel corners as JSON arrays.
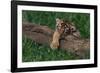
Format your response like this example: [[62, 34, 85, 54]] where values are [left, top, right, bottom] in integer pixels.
[[50, 31, 61, 49]]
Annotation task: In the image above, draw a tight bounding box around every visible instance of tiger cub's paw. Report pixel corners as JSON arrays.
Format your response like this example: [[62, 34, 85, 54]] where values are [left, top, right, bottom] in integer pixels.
[[50, 41, 59, 50]]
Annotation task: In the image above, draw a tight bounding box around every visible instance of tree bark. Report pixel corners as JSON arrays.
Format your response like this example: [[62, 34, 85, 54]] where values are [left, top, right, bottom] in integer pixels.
[[22, 22, 90, 58]]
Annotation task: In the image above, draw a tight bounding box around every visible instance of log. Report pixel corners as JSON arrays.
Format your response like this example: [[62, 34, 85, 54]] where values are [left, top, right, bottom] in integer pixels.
[[22, 22, 90, 58]]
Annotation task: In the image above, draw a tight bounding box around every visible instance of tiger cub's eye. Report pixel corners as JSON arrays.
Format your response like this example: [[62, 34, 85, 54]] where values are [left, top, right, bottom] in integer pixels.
[[61, 23, 65, 25], [71, 27, 76, 32]]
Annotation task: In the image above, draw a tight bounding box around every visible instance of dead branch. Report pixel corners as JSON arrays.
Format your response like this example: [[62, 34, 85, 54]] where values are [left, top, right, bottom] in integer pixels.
[[22, 22, 90, 58]]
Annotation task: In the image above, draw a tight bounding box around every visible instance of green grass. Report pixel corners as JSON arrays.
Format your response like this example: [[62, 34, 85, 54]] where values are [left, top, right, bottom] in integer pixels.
[[22, 10, 90, 62]]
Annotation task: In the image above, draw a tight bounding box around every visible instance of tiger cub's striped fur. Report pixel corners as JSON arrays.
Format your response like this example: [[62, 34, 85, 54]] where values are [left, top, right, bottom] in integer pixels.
[[50, 18, 80, 49]]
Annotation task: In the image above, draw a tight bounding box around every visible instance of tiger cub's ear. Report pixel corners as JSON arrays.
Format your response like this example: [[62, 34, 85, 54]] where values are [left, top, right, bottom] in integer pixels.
[[71, 22, 75, 26], [56, 18, 60, 26], [56, 18, 60, 22], [56, 18, 64, 26]]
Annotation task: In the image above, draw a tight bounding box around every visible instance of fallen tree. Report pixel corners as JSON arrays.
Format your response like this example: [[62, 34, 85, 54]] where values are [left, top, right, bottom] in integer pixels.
[[22, 22, 90, 58]]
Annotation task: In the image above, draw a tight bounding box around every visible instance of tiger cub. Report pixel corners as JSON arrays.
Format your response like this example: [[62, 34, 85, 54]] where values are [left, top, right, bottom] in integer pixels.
[[50, 18, 80, 49]]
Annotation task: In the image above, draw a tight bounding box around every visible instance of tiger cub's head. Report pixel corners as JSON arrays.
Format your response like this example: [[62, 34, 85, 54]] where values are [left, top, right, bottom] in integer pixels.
[[56, 18, 77, 35]]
